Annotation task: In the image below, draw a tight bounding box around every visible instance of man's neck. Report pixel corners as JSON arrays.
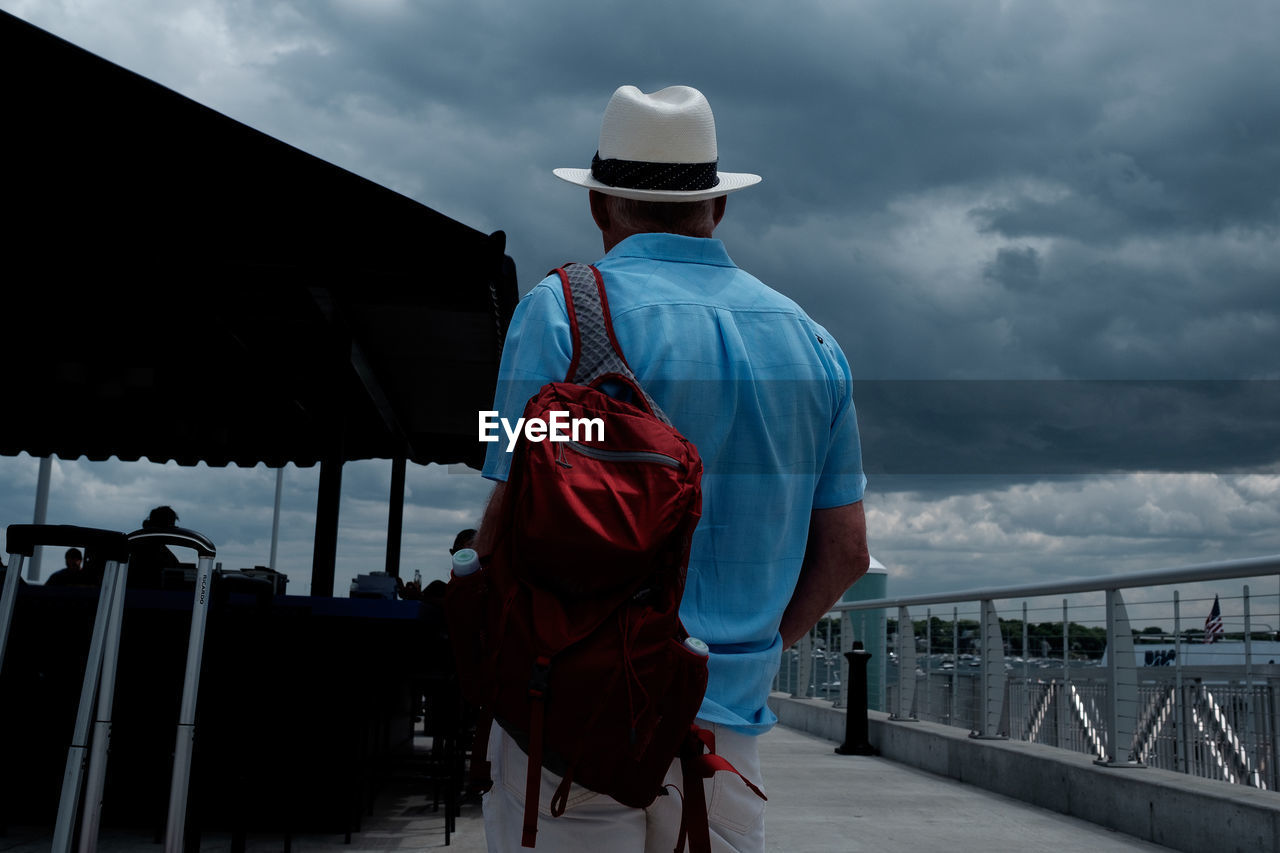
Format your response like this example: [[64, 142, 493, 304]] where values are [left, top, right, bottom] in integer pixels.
[[602, 228, 711, 253]]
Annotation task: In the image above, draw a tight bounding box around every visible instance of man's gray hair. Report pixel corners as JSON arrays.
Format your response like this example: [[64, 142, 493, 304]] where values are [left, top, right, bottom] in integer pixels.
[[607, 196, 719, 238]]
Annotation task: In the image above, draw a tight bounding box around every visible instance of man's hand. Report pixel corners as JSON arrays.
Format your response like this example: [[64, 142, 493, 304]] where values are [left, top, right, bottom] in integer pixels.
[[779, 502, 870, 648]]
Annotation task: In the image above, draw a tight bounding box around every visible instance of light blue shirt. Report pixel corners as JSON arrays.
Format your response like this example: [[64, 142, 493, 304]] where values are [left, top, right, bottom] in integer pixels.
[[483, 232, 865, 734]]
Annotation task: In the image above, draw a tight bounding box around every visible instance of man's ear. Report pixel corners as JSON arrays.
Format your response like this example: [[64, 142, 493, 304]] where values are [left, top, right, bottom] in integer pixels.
[[589, 190, 611, 232], [712, 195, 726, 229]]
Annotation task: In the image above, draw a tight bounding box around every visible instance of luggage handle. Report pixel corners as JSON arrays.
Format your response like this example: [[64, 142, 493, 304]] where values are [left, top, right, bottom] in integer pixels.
[[126, 527, 217, 559], [6, 524, 130, 562]]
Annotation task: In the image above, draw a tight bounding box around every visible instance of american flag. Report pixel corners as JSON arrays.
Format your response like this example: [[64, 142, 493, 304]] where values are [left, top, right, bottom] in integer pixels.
[[1204, 595, 1224, 643]]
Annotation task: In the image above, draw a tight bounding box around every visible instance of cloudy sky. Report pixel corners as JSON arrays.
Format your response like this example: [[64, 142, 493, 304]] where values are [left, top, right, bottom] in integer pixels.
[[2, 0, 1277, 630]]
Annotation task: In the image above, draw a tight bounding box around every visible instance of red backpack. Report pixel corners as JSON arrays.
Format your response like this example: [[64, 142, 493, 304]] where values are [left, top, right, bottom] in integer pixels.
[[448, 263, 760, 851]]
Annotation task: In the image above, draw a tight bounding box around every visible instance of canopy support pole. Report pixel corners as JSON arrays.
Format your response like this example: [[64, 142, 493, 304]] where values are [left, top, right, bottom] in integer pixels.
[[269, 467, 284, 571], [312, 453, 342, 597], [29, 456, 52, 581], [384, 457, 406, 579]]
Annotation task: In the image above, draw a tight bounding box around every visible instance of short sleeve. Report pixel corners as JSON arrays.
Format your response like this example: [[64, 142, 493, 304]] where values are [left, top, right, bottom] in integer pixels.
[[813, 333, 867, 509], [480, 278, 574, 482]]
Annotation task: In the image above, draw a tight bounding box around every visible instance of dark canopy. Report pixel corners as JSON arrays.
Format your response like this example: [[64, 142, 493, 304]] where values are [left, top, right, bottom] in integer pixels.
[[1, 10, 518, 470]]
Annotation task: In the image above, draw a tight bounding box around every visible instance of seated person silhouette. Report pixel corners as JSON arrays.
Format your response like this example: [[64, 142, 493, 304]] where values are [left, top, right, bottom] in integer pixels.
[[44, 547, 94, 586], [450, 528, 477, 556], [128, 505, 182, 589], [397, 528, 477, 600]]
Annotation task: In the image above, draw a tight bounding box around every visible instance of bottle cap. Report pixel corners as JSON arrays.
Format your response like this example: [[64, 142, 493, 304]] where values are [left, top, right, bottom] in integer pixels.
[[451, 548, 480, 578], [684, 637, 710, 657]]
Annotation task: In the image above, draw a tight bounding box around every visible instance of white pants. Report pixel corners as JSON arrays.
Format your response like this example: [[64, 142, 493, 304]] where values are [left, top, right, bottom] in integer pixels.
[[482, 720, 766, 853]]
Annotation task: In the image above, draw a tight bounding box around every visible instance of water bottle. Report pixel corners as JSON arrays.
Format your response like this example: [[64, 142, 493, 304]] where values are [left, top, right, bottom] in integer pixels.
[[684, 636, 709, 657], [413, 569, 422, 586], [451, 548, 480, 578]]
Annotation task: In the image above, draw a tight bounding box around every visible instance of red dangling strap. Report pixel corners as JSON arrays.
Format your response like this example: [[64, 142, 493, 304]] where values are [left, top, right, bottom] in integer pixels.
[[695, 753, 766, 801], [521, 656, 552, 848], [550, 770, 574, 817], [674, 725, 768, 853], [678, 729, 712, 853]]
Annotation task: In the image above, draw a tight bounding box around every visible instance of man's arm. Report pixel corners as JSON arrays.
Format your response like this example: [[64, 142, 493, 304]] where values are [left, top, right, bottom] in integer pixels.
[[473, 481, 507, 556], [779, 501, 870, 648]]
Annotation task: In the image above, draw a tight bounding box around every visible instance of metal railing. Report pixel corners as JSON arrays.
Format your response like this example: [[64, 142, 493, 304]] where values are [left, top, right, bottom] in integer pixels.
[[773, 554, 1280, 789]]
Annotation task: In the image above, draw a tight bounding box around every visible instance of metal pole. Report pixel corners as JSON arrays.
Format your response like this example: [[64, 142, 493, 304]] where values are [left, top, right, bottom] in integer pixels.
[[879, 613, 887, 714], [1022, 602, 1029, 682], [384, 457, 407, 578], [793, 629, 812, 700], [975, 599, 1006, 739], [1175, 591, 1187, 774], [1099, 589, 1140, 766], [825, 617, 834, 701], [835, 642, 875, 756], [892, 606, 917, 721], [837, 610, 853, 709], [164, 553, 216, 853], [1104, 589, 1119, 763], [1273, 668, 1280, 792], [1061, 599, 1069, 750], [29, 456, 52, 581], [0, 554, 27, 675], [1244, 585, 1255, 786], [925, 608, 932, 721], [810, 626, 820, 699], [78, 559, 130, 852], [269, 466, 283, 571], [311, 453, 343, 597], [52, 562, 120, 853], [1022, 601, 1029, 739], [951, 606, 959, 727]]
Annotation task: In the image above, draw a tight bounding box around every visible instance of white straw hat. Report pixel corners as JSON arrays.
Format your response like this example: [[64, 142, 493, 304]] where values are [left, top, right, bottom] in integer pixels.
[[553, 85, 761, 202]]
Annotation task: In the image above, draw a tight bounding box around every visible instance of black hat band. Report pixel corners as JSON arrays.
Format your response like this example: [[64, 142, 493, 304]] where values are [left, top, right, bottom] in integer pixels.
[[591, 151, 720, 192]]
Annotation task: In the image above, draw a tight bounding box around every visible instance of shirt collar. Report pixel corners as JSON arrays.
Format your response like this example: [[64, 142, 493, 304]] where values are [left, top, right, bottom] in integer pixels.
[[604, 232, 737, 268]]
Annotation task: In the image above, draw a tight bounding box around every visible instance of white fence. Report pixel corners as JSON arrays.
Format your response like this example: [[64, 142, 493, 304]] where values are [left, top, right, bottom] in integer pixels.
[[774, 554, 1280, 788]]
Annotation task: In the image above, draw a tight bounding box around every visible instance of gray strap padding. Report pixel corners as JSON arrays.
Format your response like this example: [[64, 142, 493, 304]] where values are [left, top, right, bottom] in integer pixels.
[[562, 263, 670, 424]]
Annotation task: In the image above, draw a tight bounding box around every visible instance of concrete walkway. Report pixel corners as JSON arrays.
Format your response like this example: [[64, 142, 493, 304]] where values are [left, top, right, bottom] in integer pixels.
[[340, 724, 1171, 852], [761, 726, 1169, 853], [1, 725, 1172, 851]]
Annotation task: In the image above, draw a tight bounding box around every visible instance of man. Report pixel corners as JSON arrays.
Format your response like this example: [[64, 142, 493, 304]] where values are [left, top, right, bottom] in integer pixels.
[[44, 547, 93, 586], [399, 528, 474, 600], [128, 505, 182, 589], [450, 528, 477, 556], [476, 85, 869, 852]]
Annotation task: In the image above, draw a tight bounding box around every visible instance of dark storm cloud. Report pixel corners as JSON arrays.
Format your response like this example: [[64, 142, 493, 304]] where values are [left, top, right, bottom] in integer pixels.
[[43, 0, 1271, 390], [857, 380, 1280, 481], [3, 0, 1279, 597], [984, 247, 1041, 293]]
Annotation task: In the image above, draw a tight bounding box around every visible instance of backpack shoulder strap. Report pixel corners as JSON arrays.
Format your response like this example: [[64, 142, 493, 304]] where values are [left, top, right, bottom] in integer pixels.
[[554, 262, 670, 424]]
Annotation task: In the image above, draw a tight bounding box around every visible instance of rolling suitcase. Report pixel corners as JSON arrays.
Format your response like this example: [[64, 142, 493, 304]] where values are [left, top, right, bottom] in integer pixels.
[[122, 525, 216, 853], [1, 523, 217, 853], [0, 524, 131, 853]]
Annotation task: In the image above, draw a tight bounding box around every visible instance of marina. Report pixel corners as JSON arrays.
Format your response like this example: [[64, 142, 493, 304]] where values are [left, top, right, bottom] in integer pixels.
[[3, 5, 1279, 852]]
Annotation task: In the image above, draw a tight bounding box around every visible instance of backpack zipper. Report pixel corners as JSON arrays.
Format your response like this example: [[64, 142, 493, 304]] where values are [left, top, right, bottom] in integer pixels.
[[564, 440, 682, 470]]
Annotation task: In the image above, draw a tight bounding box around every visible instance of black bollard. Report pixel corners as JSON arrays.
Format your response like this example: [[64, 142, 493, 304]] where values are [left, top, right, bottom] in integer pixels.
[[835, 641, 877, 756]]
